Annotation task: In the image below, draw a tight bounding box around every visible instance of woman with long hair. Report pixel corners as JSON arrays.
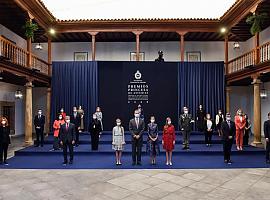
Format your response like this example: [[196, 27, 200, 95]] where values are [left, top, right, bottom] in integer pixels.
[[162, 117, 175, 166]]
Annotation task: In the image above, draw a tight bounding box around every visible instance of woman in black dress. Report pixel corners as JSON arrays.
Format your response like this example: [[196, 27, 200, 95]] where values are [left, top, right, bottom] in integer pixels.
[[215, 109, 224, 136], [146, 116, 160, 165], [0, 117, 11, 165], [196, 104, 205, 132], [88, 113, 102, 150], [243, 114, 251, 146]]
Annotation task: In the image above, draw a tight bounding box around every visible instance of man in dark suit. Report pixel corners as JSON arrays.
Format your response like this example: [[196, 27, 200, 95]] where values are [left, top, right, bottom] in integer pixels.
[[34, 109, 45, 147], [179, 107, 194, 150], [221, 113, 236, 164], [264, 112, 270, 164], [71, 106, 81, 147], [129, 109, 145, 165], [59, 116, 75, 165]]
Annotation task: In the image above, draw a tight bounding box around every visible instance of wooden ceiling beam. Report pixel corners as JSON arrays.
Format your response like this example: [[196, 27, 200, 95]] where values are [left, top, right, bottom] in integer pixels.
[[14, 0, 56, 30], [55, 20, 219, 33], [220, 0, 264, 28]]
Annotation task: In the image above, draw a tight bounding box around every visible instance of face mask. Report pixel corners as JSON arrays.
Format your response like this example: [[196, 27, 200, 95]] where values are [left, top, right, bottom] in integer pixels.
[[150, 119, 155, 123], [61, 110, 64, 113], [219, 112, 222, 114], [226, 117, 231, 121], [116, 122, 121, 126], [184, 111, 188, 114], [66, 120, 70, 123], [207, 116, 210, 119], [1, 121, 6, 125], [167, 121, 171, 125], [38, 112, 42, 115], [59, 116, 62, 120], [135, 114, 140, 118]]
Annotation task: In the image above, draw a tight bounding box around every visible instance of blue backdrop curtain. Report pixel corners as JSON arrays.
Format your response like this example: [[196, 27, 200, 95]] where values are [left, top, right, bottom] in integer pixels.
[[51, 61, 98, 129], [178, 62, 225, 126]]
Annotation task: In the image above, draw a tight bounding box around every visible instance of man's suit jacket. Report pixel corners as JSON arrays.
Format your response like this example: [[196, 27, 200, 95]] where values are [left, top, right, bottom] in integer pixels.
[[264, 120, 270, 139], [179, 114, 193, 131], [221, 120, 236, 141], [129, 118, 145, 141], [34, 115, 45, 131], [59, 123, 75, 143], [70, 113, 81, 128]]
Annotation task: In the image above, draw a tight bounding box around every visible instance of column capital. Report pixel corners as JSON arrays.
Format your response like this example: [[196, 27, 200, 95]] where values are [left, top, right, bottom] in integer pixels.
[[132, 31, 143, 36], [176, 31, 187, 36], [88, 32, 99, 36], [251, 74, 262, 84], [25, 81, 33, 88], [225, 86, 232, 91]]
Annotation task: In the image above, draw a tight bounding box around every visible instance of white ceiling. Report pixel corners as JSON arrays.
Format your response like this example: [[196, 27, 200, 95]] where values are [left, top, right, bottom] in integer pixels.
[[41, 0, 237, 20]]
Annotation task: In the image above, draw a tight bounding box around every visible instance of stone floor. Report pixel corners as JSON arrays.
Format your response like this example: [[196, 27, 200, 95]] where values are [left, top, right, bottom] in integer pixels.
[[1, 136, 270, 200], [0, 168, 270, 200]]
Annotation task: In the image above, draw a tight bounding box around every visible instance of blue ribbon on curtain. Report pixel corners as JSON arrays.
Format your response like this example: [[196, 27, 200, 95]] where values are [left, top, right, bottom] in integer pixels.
[[178, 62, 225, 127], [51, 61, 98, 130]]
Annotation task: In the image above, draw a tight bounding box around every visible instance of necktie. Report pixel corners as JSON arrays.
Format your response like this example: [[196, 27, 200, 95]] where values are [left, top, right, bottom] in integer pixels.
[[66, 123, 69, 131], [227, 121, 230, 128], [136, 119, 139, 129]]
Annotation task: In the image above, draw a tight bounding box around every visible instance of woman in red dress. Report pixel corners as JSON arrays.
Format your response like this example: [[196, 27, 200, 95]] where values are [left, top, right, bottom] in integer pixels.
[[53, 114, 65, 150], [234, 109, 246, 151], [162, 117, 176, 166]]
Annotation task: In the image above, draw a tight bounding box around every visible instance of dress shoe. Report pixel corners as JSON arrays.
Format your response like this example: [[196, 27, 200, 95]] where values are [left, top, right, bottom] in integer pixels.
[[3, 161, 9, 166], [137, 162, 142, 166], [182, 146, 186, 150], [62, 162, 67, 166], [227, 160, 232, 165], [224, 160, 228, 163], [166, 162, 169, 166], [169, 162, 173, 166], [69, 160, 73, 165], [118, 162, 122, 165]]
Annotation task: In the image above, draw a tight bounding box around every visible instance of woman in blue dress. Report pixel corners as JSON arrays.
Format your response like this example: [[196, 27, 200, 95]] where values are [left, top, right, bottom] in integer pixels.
[[146, 116, 160, 165]]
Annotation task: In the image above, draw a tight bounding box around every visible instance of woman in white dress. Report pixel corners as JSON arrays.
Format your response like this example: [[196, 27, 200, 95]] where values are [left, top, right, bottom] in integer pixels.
[[95, 107, 103, 137], [112, 119, 125, 165]]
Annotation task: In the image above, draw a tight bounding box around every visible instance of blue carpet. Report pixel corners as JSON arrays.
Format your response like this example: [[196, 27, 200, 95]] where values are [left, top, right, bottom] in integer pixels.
[[3, 131, 268, 169]]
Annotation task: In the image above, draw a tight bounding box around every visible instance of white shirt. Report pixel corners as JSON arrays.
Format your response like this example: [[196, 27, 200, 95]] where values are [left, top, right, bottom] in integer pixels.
[[207, 120, 212, 130]]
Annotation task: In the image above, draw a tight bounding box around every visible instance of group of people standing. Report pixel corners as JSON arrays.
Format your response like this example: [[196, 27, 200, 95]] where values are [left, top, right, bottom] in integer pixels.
[[36, 104, 256, 166]]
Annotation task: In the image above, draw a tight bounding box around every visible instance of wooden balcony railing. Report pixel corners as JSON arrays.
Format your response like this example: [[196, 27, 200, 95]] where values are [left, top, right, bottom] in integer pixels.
[[260, 41, 270, 63], [0, 35, 50, 76], [227, 40, 270, 74]]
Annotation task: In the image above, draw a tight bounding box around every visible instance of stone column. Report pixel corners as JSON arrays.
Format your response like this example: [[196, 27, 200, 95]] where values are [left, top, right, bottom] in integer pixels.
[[252, 77, 262, 145], [25, 81, 33, 145], [45, 87, 51, 136], [225, 86, 231, 113]]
